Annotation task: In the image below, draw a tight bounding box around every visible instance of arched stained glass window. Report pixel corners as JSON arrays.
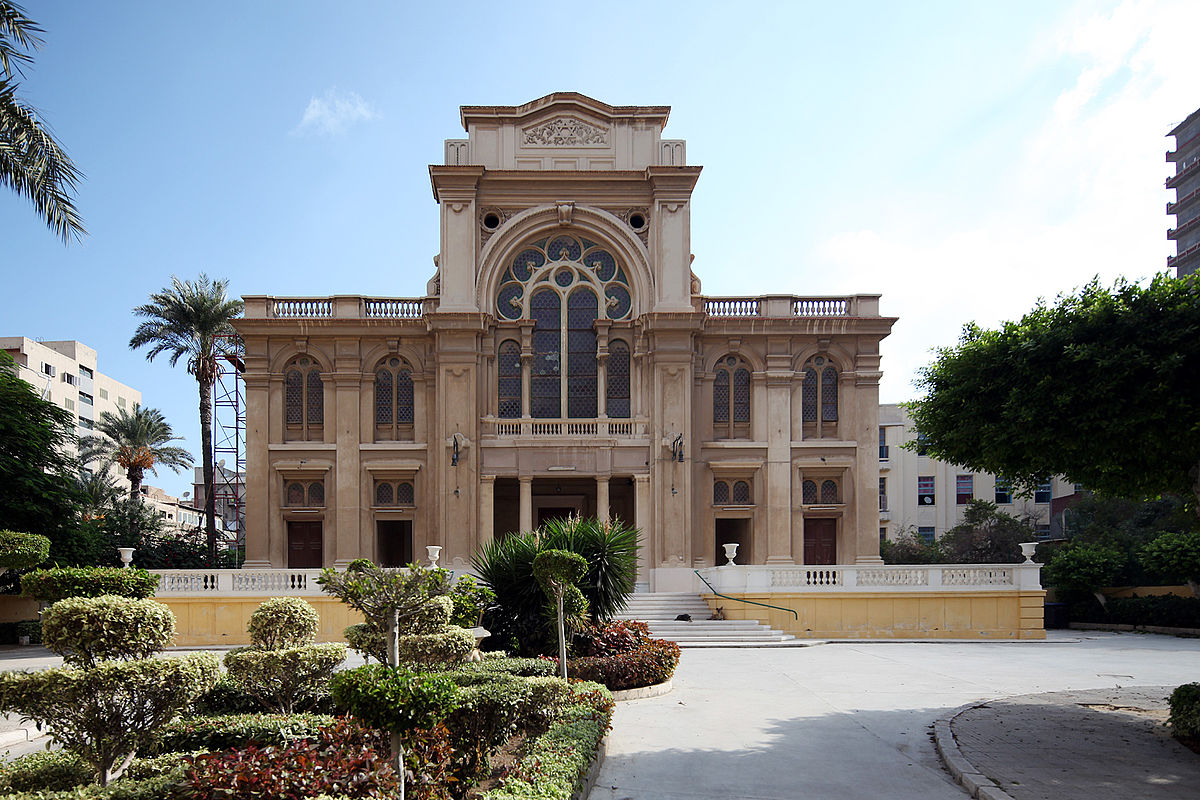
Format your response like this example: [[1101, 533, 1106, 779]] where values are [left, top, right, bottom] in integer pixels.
[[495, 235, 633, 322], [607, 340, 631, 418], [567, 289, 598, 418], [284, 358, 323, 441], [530, 290, 561, 418], [821, 479, 839, 504], [801, 356, 839, 438], [497, 340, 522, 419], [713, 481, 730, 504], [802, 480, 817, 505], [374, 357, 415, 441], [713, 356, 751, 439]]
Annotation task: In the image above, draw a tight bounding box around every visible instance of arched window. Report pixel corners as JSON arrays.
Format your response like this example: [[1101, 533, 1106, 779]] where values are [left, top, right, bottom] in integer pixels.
[[802, 480, 818, 505], [497, 340, 522, 418], [284, 480, 324, 507], [374, 357, 415, 440], [373, 481, 416, 507], [732, 480, 751, 504], [494, 234, 634, 419], [820, 480, 839, 504], [284, 357, 323, 441], [801, 356, 839, 438], [607, 340, 631, 418], [713, 481, 730, 504], [713, 355, 751, 439], [375, 482, 393, 506]]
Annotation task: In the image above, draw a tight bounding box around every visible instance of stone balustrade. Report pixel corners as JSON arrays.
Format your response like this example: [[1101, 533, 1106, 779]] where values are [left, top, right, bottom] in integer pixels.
[[697, 562, 1042, 594]]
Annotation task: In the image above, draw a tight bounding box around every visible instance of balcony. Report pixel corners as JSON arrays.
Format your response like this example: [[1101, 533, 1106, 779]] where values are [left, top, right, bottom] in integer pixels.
[[1168, 241, 1200, 270], [701, 294, 880, 318], [697, 562, 1042, 594], [481, 417, 649, 438], [243, 296, 431, 320]]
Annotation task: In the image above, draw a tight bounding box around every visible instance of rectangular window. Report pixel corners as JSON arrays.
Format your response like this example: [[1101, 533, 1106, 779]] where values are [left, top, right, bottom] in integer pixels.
[[62, 373, 76, 386], [64, 398, 75, 411], [956, 474, 973, 505], [917, 476, 935, 505], [79, 365, 93, 379], [1034, 480, 1052, 504], [995, 478, 1012, 504], [879, 527, 887, 542], [918, 526, 935, 543], [1035, 523, 1051, 540], [99, 388, 109, 400], [117, 396, 127, 408], [78, 417, 94, 430], [40, 362, 56, 377], [78, 392, 93, 406], [878, 427, 889, 460], [879, 477, 888, 511]]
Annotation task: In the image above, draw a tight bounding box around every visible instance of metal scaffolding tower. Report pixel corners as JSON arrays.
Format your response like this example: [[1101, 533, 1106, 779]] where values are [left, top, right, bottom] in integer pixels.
[[211, 332, 245, 554]]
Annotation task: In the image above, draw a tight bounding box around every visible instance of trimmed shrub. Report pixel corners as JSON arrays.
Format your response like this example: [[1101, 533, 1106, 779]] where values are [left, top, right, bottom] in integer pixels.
[[0, 530, 51, 571], [0, 652, 220, 784], [1169, 683, 1200, 739], [1142, 531, 1200, 595], [0, 773, 183, 800], [224, 642, 346, 713], [482, 681, 614, 800], [568, 637, 681, 690], [21, 567, 159, 603], [247, 596, 320, 649], [455, 656, 558, 678], [449, 574, 495, 628], [331, 664, 461, 736], [148, 713, 337, 754], [344, 621, 387, 664], [41, 596, 175, 667], [396, 626, 476, 667], [0, 749, 92, 793], [411, 595, 454, 634], [444, 672, 532, 779], [577, 619, 652, 656], [183, 717, 401, 800], [190, 673, 263, 715], [318, 562, 451, 636], [15, 618, 41, 645]]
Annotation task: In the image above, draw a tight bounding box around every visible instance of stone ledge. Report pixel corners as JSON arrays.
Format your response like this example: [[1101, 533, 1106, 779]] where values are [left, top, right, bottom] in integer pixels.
[[932, 703, 1014, 800], [610, 678, 673, 701]]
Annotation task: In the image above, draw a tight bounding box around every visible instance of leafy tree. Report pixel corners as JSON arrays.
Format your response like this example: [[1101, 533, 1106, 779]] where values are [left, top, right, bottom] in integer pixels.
[[0, 1, 85, 243], [908, 274, 1200, 509], [1141, 530, 1200, 598], [0, 351, 82, 562], [939, 500, 1034, 564], [533, 549, 588, 681], [1058, 493, 1193, 585], [78, 405, 193, 503], [880, 526, 944, 564], [1042, 542, 1124, 609], [130, 275, 243, 560]]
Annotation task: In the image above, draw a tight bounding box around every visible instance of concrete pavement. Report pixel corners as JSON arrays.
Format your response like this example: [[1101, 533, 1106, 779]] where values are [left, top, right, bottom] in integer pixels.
[[587, 631, 1200, 800]]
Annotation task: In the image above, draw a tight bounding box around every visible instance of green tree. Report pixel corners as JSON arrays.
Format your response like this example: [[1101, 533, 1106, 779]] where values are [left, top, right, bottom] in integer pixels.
[[880, 525, 944, 564], [130, 275, 243, 561], [1042, 542, 1124, 608], [0, 1, 85, 243], [78, 405, 192, 503], [1059, 493, 1192, 585], [1141, 530, 1200, 598], [908, 274, 1200, 508], [0, 351, 82, 562], [939, 500, 1034, 564]]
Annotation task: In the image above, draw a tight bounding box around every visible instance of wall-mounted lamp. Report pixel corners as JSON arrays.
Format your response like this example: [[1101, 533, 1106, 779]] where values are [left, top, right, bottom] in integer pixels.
[[670, 433, 684, 463], [451, 438, 460, 467]]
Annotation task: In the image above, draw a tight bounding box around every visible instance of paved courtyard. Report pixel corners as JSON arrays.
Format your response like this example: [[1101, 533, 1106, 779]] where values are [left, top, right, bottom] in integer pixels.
[[588, 631, 1200, 800]]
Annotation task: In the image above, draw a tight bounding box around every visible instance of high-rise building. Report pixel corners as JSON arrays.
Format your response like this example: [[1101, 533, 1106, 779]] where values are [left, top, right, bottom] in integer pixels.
[[0, 338, 142, 481], [1166, 106, 1200, 277]]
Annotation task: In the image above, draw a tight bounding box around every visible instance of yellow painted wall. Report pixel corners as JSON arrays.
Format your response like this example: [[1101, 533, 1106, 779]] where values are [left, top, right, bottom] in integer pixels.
[[703, 591, 1046, 639], [158, 597, 364, 647]]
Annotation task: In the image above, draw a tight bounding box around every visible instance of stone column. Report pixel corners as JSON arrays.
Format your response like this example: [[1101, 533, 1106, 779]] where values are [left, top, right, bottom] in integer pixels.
[[634, 473, 652, 586], [596, 475, 610, 521], [332, 338, 362, 567], [242, 369, 272, 568], [765, 352, 795, 564], [479, 475, 495, 547], [519, 476, 533, 534], [854, 353, 885, 564]]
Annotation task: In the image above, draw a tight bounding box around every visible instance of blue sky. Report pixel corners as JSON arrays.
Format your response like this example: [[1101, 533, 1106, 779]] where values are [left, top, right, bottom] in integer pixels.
[[2, 1, 1193, 497]]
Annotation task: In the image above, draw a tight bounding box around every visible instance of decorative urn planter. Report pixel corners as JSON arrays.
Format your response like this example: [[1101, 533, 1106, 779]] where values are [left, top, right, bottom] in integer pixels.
[[426, 545, 442, 568], [117, 547, 135, 568], [722, 542, 739, 566], [1019, 542, 1037, 564]]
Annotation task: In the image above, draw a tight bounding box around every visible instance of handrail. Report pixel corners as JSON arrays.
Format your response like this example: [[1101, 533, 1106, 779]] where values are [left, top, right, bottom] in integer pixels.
[[693, 569, 798, 621]]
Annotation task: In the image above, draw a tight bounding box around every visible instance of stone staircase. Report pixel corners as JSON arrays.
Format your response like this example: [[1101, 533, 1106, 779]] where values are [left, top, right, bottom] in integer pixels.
[[613, 592, 798, 646]]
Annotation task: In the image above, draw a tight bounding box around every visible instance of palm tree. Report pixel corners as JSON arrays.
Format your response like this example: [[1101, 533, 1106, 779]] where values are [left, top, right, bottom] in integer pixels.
[[72, 469, 122, 521], [0, 2, 85, 243], [79, 405, 193, 503], [130, 275, 243, 561]]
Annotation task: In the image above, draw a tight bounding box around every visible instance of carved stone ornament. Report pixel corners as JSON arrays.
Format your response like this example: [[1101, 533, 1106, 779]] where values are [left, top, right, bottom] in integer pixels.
[[557, 201, 574, 226], [523, 117, 609, 147]]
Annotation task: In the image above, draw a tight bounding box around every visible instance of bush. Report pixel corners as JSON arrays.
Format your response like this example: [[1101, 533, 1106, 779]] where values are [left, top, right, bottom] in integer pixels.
[[443, 671, 533, 780], [318, 562, 451, 637], [21, 567, 159, 603], [576, 619, 652, 656], [0, 530, 51, 571], [449, 574, 495, 628], [881, 527, 944, 564], [1169, 683, 1200, 739], [15, 618, 41, 644], [0, 749, 92, 793], [224, 642, 346, 713], [344, 621, 387, 664], [330, 663, 461, 736], [1142, 530, 1200, 594], [148, 713, 337, 754], [396, 626, 476, 667], [568, 637, 681, 690], [41, 596, 175, 667], [183, 717, 401, 800], [454, 656, 558, 678], [411, 595, 454, 634], [482, 681, 614, 800], [0, 652, 220, 784], [247, 596, 320, 649], [189, 673, 263, 715], [1043, 543, 1124, 594], [0, 773, 183, 800]]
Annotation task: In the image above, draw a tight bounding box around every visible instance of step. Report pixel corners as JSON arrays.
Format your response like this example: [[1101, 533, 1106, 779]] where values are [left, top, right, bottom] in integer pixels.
[[613, 591, 796, 646]]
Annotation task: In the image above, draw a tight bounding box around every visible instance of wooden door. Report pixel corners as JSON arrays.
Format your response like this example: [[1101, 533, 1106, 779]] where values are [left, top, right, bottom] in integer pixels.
[[376, 520, 412, 567], [287, 521, 323, 568], [804, 518, 837, 565]]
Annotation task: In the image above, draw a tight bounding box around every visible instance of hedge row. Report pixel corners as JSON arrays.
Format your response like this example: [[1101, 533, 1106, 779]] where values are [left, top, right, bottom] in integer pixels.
[[147, 713, 337, 755], [1075, 594, 1200, 629]]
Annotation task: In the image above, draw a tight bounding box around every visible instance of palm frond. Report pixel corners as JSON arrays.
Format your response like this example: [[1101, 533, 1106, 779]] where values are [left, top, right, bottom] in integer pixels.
[[0, 1, 43, 79]]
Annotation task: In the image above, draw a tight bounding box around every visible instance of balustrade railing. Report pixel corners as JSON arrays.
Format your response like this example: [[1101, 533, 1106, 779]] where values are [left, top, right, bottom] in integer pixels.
[[364, 298, 424, 318], [482, 417, 648, 437], [698, 562, 1040, 593], [156, 569, 325, 596], [271, 299, 332, 318]]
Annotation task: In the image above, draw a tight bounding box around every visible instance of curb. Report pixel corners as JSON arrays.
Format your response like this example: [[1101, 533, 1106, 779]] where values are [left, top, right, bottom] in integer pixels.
[[932, 704, 1014, 800], [611, 679, 672, 701], [0, 725, 46, 749]]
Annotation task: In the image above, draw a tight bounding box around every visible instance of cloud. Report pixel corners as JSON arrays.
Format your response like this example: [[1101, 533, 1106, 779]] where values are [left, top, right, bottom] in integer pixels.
[[813, 0, 1194, 404], [291, 88, 379, 136]]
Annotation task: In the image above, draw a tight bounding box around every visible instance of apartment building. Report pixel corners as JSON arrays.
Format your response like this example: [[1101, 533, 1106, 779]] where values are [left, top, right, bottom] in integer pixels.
[[878, 404, 1076, 542], [1167, 106, 1200, 277]]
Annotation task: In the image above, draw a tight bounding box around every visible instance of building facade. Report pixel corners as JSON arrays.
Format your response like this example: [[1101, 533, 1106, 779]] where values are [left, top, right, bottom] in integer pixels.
[[140, 484, 229, 538], [0, 338, 142, 485], [1167, 106, 1200, 277], [236, 94, 897, 591], [878, 404, 1076, 542]]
